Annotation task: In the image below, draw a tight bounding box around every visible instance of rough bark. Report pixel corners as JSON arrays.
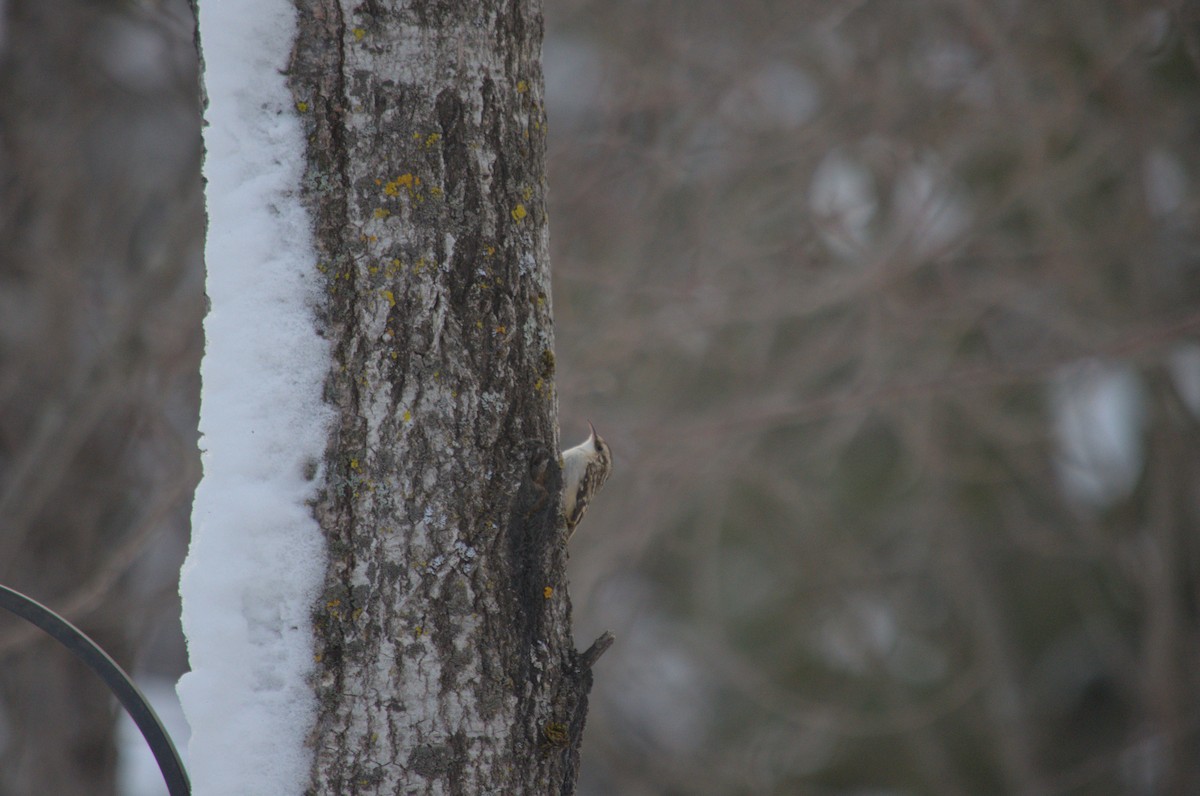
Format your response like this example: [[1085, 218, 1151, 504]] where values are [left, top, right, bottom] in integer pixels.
[[289, 1, 594, 793]]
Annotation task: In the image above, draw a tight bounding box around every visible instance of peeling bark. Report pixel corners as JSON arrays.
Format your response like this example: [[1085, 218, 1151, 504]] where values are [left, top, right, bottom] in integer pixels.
[[289, 2, 593, 792]]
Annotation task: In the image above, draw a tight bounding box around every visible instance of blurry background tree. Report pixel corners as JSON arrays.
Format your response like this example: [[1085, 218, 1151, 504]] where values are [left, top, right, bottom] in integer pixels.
[[1, 0, 1199, 795], [546, 2, 1200, 795], [0, 0, 202, 794]]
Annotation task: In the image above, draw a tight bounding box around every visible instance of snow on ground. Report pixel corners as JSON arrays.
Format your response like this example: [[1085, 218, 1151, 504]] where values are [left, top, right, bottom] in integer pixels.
[[177, 1, 331, 794]]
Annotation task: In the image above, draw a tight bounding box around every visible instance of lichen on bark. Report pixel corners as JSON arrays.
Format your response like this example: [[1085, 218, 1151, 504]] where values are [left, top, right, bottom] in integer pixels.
[[288, 1, 594, 793]]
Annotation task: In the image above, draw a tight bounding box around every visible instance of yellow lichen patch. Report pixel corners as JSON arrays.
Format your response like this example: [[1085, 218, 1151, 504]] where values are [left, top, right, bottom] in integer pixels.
[[517, 79, 529, 93], [373, 207, 390, 218], [429, 186, 443, 197], [485, 245, 495, 256], [522, 186, 534, 201], [381, 289, 395, 307], [495, 325, 507, 335], [349, 458, 361, 471], [383, 173, 420, 197], [543, 586, 553, 599], [511, 203, 527, 221], [326, 599, 342, 616], [542, 722, 569, 747], [295, 100, 309, 113], [352, 27, 366, 41], [424, 132, 441, 148], [402, 409, 412, 422]]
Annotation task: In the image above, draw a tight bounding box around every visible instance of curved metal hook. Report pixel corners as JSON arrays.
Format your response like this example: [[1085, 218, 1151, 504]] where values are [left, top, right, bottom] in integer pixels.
[[0, 583, 190, 795]]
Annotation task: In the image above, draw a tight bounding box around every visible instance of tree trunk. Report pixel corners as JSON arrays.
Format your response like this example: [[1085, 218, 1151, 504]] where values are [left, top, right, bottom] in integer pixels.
[[289, 2, 596, 792]]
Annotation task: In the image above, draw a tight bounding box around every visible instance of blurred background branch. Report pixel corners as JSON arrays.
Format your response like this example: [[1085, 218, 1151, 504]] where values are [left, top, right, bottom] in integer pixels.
[[1, 0, 1198, 794], [0, 0, 201, 793], [546, 2, 1200, 794]]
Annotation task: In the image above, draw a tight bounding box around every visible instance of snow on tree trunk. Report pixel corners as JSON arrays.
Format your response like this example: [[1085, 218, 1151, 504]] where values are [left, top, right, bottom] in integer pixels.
[[289, 2, 596, 792]]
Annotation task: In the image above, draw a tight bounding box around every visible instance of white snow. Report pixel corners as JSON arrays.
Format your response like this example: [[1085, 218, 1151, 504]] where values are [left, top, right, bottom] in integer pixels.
[[177, 1, 331, 794], [808, 149, 877, 259], [1051, 359, 1146, 508]]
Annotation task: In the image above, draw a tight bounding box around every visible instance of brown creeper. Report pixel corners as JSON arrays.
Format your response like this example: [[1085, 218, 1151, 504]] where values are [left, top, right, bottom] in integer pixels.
[[561, 421, 613, 538]]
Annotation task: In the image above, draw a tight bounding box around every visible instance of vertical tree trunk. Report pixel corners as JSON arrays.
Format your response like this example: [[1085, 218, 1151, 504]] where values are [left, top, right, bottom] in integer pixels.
[[289, 2, 595, 792]]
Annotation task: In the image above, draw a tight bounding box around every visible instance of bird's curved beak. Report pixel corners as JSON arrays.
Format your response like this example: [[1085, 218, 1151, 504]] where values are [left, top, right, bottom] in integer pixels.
[[587, 420, 596, 439]]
